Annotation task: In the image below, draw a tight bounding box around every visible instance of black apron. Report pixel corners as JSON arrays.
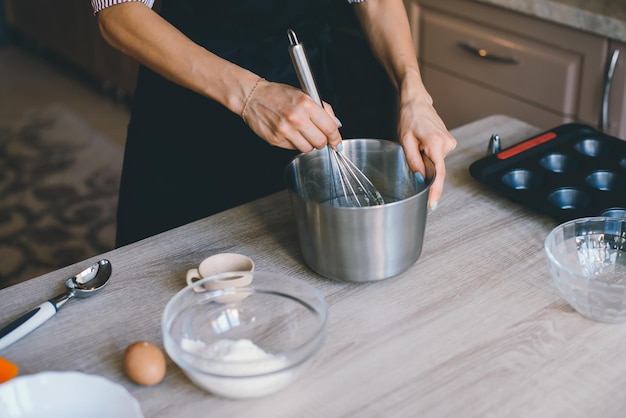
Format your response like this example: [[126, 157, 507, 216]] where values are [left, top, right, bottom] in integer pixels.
[[115, 0, 338, 246]]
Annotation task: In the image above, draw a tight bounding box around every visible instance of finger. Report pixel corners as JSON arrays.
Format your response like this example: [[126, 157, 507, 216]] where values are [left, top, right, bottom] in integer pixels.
[[428, 161, 446, 210], [320, 102, 343, 150], [400, 133, 426, 179], [420, 143, 448, 209], [290, 108, 336, 151], [297, 123, 331, 150], [401, 130, 452, 210], [261, 101, 318, 151], [283, 98, 338, 151], [285, 130, 316, 153]]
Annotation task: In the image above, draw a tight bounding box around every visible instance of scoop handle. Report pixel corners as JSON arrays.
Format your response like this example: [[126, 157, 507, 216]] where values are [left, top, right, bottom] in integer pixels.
[[0, 301, 58, 350]]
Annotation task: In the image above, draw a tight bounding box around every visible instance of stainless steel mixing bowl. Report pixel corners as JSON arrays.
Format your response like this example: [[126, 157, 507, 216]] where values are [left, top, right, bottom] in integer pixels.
[[284, 138, 435, 282]]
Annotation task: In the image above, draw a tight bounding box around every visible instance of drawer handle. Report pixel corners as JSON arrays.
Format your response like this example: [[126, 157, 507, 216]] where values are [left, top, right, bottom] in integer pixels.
[[600, 48, 620, 132], [458, 42, 519, 64]]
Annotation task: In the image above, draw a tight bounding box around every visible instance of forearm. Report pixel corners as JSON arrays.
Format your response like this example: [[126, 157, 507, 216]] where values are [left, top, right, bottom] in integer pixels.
[[352, 0, 428, 101], [96, 2, 259, 115]]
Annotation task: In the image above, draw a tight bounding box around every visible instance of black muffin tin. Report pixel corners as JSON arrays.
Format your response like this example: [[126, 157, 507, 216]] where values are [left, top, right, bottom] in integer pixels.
[[469, 123, 626, 221]]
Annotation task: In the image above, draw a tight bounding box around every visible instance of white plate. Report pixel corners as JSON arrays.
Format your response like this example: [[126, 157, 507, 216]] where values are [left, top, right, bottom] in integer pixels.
[[0, 371, 144, 418]]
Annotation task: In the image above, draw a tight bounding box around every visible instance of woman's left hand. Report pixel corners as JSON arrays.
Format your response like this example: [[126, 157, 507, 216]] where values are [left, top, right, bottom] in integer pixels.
[[397, 76, 457, 210]]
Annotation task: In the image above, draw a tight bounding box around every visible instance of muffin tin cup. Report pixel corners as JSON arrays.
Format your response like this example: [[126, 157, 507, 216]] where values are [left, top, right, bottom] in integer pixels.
[[470, 123, 626, 221]]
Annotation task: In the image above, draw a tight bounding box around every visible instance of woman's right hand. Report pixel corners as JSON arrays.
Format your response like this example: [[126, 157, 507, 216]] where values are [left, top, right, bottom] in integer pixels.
[[239, 78, 343, 153]]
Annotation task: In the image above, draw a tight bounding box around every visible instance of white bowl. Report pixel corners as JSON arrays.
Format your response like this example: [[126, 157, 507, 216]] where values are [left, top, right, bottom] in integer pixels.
[[162, 271, 328, 399], [0, 371, 143, 418]]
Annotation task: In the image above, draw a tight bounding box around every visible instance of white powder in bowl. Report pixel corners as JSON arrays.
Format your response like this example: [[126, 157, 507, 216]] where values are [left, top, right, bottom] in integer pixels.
[[180, 338, 294, 399]]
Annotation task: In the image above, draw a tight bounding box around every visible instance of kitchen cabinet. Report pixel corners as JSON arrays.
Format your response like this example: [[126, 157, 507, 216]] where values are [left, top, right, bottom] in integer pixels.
[[405, 0, 626, 139]]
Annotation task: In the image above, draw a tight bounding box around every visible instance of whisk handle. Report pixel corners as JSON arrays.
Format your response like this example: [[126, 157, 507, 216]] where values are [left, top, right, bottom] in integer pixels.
[[287, 29, 324, 107]]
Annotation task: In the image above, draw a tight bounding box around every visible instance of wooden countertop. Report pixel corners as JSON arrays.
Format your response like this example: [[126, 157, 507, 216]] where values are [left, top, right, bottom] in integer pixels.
[[2, 115, 624, 417], [472, 0, 626, 42]]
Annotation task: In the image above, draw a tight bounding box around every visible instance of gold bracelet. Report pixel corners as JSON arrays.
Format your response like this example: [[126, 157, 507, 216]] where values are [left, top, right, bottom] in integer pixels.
[[241, 77, 264, 124]]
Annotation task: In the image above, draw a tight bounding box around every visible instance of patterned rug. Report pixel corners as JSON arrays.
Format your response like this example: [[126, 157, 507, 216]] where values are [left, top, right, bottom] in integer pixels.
[[0, 104, 123, 289]]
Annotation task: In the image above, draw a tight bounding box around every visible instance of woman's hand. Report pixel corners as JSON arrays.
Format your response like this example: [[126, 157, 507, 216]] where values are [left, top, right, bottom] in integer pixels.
[[397, 72, 457, 210], [240, 79, 343, 153]]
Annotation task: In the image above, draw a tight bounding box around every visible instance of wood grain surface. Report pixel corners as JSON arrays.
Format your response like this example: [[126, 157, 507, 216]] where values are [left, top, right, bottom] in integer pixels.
[[2, 115, 623, 418]]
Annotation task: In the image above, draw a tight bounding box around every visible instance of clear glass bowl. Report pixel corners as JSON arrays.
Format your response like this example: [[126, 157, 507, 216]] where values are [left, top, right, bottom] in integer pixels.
[[545, 217, 626, 323], [162, 271, 327, 399]]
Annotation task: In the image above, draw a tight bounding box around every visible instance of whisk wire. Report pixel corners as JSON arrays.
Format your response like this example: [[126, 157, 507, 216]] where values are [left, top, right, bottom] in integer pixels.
[[329, 147, 385, 207], [330, 150, 359, 207]]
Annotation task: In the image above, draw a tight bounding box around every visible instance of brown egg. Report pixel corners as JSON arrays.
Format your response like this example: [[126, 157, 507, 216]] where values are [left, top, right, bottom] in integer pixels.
[[123, 341, 166, 386]]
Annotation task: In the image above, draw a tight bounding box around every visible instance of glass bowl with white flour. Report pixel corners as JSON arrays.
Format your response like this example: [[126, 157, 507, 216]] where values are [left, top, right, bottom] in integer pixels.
[[162, 271, 328, 399]]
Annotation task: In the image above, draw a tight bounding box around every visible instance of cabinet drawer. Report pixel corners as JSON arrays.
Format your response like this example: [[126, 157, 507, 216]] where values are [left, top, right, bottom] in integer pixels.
[[422, 67, 571, 131], [420, 9, 580, 116]]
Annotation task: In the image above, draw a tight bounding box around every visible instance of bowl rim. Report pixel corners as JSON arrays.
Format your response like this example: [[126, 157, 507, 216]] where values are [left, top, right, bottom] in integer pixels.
[[283, 138, 436, 209], [161, 271, 328, 378], [544, 216, 626, 285]]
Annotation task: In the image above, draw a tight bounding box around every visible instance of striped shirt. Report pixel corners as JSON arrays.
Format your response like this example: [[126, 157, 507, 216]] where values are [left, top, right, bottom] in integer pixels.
[[91, 0, 154, 14], [91, 0, 366, 14]]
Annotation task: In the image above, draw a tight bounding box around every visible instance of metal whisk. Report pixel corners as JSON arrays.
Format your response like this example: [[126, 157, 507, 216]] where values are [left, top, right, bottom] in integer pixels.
[[287, 29, 384, 207], [328, 149, 385, 207]]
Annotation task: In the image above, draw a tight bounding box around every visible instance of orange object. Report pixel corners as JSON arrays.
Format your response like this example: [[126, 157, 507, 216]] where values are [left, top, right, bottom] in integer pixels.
[[0, 357, 19, 383], [123, 341, 166, 386]]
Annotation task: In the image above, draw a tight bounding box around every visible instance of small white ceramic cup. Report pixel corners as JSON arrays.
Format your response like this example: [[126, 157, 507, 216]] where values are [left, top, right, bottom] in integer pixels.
[[186, 253, 255, 293]]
